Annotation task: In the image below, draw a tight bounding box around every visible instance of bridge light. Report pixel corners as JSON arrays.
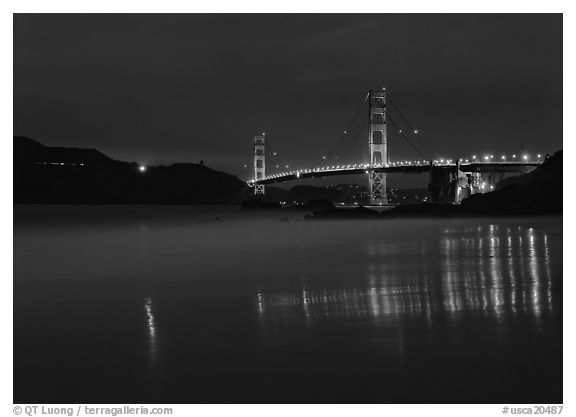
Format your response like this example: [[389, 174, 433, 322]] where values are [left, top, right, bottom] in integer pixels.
[[490, 155, 494, 159], [501, 155, 506, 160], [273, 152, 277, 156], [472, 155, 477, 159], [139, 165, 147, 173], [398, 129, 403, 133], [484, 156, 489, 161], [440, 159, 444, 163], [537, 154, 542, 158], [523, 155, 528, 160], [414, 129, 419, 134]]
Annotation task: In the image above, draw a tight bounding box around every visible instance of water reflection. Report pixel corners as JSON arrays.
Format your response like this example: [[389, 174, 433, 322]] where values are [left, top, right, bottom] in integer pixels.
[[255, 224, 554, 334], [144, 297, 158, 362]]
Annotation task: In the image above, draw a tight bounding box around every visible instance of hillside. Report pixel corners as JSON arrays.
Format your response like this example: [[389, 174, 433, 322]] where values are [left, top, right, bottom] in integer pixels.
[[14, 136, 125, 167], [14, 137, 248, 204], [265, 185, 346, 204]]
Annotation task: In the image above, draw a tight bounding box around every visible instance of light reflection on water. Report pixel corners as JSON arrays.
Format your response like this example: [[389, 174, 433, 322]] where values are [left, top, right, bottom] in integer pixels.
[[144, 297, 158, 363], [255, 224, 554, 330], [14, 207, 562, 403]]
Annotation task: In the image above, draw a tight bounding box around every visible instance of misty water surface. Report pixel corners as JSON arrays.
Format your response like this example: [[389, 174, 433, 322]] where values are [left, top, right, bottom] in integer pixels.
[[14, 206, 562, 403]]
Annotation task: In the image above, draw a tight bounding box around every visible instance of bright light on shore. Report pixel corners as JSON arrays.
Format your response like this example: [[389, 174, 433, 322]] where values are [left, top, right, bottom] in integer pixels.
[[139, 165, 147, 173]]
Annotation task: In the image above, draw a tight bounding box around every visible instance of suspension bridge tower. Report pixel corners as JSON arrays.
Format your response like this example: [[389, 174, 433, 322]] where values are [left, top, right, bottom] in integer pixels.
[[368, 88, 388, 204], [253, 133, 266, 195]]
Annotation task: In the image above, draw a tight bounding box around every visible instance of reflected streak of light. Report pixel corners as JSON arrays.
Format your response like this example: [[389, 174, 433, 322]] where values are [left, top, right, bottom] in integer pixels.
[[370, 287, 380, 318], [542, 233, 553, 312], [144, 297, 158, 363], [302, 289, 310, 319], [442, 238, 459, 314], [518, 232, 528, 314], [507, 229, 517, 313], [257, 292, 264, 315], [145, 297, 156, 339], [488, 233, 504, 318], [527, 229, 541, 317], [256, 224, 556, 328], [478, 235, 489, 313]]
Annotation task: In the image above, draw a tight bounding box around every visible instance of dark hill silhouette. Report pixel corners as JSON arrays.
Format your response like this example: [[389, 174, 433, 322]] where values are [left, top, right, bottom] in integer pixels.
[[14, 136, 125, 167], [265, 185, 346, 204], [14, 137, 248, 204]]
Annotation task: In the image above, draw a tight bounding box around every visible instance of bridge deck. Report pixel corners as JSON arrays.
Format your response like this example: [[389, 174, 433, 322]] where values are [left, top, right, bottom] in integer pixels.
[[249, 161, 542, 186]]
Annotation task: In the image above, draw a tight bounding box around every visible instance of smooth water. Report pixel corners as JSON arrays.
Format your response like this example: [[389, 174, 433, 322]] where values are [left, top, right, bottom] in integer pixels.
[[14, 206, 563, 403]]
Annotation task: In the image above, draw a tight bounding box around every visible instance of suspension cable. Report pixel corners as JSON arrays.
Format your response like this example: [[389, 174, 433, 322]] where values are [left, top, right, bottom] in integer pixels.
[[388, 97, 434, 153], [324, 91, 370, 159], [386, 115, 428, 159]]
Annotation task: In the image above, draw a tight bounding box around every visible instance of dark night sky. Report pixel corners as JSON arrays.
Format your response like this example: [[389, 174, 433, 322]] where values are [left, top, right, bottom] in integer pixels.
[[14, 14, 562, 184]]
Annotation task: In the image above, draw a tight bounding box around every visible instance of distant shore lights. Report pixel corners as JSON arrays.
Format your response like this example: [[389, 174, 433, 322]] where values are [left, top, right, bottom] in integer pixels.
[[139, 165, 147, 173]]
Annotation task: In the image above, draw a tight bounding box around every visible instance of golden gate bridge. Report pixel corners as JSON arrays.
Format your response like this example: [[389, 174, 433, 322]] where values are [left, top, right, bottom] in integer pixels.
[[246, 87, 543, 205]]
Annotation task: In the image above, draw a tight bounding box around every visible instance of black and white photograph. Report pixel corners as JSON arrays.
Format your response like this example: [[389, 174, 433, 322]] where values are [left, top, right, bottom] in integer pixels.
[[9, 5, 570, 413]]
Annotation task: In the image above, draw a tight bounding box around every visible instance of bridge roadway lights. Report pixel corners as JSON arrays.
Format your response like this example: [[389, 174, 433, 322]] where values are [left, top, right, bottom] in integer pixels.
[[248, 160, 540, 202]]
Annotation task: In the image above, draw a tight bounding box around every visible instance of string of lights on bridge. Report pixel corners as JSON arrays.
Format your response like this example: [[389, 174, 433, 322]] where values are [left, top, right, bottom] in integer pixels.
[[243, 89, 546, 186], [247, 152, 544, 184]]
